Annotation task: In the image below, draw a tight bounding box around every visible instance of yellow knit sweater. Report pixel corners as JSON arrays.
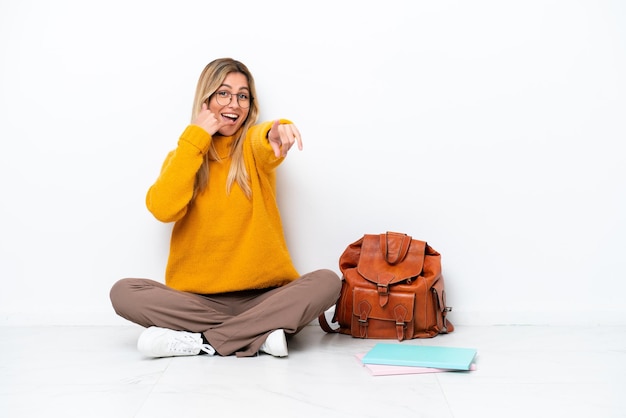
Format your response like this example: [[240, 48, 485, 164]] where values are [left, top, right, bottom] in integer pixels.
[[146, 122, 299, 294]]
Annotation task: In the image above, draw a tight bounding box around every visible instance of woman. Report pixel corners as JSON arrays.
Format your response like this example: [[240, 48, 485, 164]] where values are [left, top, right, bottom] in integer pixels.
[[110, 58, 341, 358]]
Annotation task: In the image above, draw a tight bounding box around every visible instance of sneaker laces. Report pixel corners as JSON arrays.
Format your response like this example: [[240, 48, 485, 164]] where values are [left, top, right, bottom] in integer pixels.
[[169, 333, 215, 356]]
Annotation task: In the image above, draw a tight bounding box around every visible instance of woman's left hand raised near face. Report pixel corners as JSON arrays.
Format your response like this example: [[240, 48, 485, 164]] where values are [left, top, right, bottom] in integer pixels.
[[268, 120, 303, 158]]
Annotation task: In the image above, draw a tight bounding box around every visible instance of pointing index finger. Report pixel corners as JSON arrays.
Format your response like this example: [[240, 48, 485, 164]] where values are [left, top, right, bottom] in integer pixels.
[[291, 125, 303, 150]]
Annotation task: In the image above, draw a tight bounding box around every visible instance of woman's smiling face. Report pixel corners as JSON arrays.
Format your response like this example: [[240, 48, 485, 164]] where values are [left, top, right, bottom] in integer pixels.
[[208, 71, 251, 137]]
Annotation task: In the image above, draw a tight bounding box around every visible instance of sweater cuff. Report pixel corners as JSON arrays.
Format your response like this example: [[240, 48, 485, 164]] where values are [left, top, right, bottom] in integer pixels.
[[249, 119, 289, 158], [260, 118, 293, 145], [178, 125, 212, 154]]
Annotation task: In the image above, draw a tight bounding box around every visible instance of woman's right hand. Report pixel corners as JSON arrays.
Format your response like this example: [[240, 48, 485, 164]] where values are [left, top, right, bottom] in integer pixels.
[[192, 102, 225, 135]]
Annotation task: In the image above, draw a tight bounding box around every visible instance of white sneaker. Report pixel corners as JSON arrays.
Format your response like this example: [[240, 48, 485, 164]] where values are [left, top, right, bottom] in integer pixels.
[[137, 326, 215, 357], [259, 329, 288, 357]]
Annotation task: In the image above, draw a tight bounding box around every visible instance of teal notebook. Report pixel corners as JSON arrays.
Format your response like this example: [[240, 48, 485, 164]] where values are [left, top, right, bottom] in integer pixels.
[[361, 343, 477, 371]]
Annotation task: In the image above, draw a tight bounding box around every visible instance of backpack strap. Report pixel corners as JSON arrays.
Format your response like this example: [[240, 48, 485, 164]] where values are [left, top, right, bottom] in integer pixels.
[[318, 312, 339, 333], [393, 304, 409, 341]]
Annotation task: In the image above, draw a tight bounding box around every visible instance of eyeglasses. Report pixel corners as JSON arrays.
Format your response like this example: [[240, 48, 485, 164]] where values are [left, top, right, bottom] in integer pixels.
[[213, 90, 252, 108]]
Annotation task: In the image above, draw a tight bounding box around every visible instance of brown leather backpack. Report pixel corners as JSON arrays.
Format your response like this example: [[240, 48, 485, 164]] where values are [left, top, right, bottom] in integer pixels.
[[319, 232, 454, 340]]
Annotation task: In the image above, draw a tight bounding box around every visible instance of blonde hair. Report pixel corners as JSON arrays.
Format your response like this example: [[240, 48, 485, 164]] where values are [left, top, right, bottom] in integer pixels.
[[190, 58, 259, 199]]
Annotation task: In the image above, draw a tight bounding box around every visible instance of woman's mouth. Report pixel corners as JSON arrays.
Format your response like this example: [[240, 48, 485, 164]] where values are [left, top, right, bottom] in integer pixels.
[[222, 113, 239, 124]]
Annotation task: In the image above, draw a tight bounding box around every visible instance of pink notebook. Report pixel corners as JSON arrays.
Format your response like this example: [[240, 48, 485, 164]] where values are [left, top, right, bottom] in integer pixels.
[[356, 353, 477, 376]]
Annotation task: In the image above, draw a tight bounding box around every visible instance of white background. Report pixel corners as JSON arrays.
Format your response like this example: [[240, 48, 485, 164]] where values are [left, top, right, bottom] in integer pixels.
[[0, 0, 624, 326]]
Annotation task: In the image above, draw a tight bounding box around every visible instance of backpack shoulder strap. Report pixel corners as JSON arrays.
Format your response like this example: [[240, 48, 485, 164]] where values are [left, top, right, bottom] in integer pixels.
[[318, 312, 339, 333]]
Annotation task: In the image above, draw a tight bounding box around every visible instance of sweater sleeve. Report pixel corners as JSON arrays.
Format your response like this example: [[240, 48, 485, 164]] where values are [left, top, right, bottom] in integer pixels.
[[146, 125, 212, 222], [248, 119, 293, 172]]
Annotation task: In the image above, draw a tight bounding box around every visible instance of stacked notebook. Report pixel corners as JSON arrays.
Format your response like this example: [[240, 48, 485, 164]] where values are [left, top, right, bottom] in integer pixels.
[[357, 343, 477, 376]]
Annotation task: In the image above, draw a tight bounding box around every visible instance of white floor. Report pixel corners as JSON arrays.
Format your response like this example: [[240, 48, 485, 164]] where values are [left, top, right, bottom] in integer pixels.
[[1, 324, 625, 418]]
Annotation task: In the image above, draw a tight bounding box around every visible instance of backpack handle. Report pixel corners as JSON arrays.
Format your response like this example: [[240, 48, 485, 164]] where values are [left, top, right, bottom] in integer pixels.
[[381, 231, 412, 265]]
